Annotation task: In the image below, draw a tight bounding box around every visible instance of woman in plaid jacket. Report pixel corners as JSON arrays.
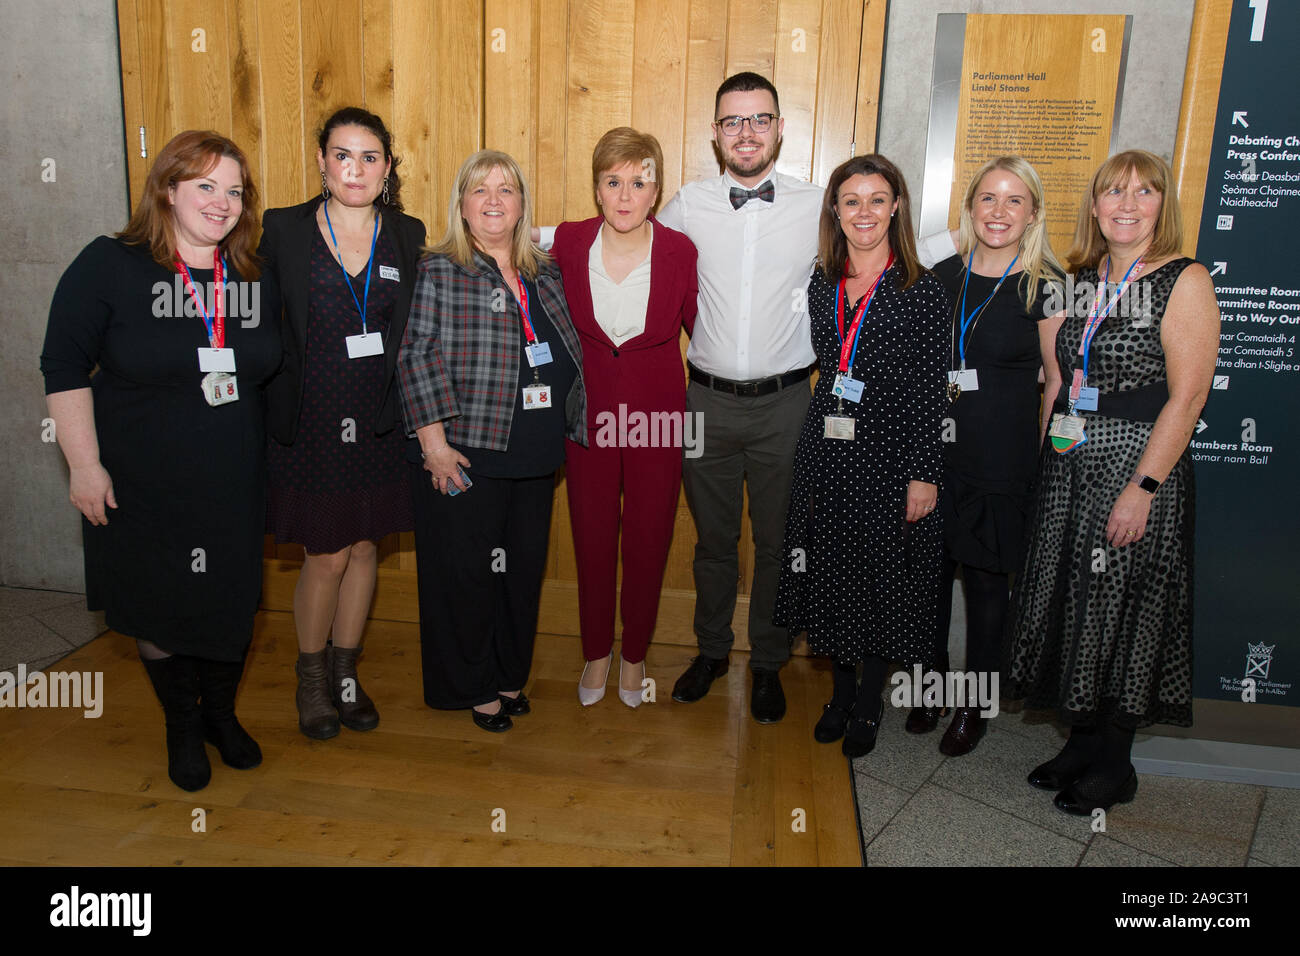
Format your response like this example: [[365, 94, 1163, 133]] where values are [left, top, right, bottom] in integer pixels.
[[398, 150, 587, 733]]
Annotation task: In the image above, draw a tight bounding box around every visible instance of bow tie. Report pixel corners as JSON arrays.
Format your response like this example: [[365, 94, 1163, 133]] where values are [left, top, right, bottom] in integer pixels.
[[729, 180, 775, 209]]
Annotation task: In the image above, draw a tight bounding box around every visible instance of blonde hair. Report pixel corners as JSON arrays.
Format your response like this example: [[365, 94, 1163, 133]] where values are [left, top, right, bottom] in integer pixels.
[[1067, 149, 1184, 273], [429, 150, 548, 279], [591, 127, 664, 215], [957, 156, 1063, 306]]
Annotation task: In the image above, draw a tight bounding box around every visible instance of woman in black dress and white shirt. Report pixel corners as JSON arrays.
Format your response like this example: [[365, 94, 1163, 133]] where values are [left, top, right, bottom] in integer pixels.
[[41, 131, 281, 792], [911, 156, 1065, 755]]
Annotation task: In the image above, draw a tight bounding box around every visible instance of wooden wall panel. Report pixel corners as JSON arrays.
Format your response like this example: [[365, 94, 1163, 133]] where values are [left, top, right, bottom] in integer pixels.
[[227, 0, 264, 190], [484, 0, 537, 185], [852, 0, 886, 157], [255, 0, 304, 207], [1172, 0, 1232, 258], [392, 0, 438, 236], [773, 0, 822, 182], [681, 0, 727, 185], [299, 0, 366, 200], [169, 0, 235, 135], [724, 0, 778, 80], [430, 0, 484, 236], [361, 0, 394, 126], [810, 0, 861, 184], [117, 0, 148, 203], [631, 0, 690, 201], [533, 0, 570, 226]]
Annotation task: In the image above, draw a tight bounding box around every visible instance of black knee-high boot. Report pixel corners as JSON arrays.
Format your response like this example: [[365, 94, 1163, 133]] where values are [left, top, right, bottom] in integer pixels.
[[1054, 721, 1138, 814], [142, 656, 211, 792], [198, 656, 262, 769]]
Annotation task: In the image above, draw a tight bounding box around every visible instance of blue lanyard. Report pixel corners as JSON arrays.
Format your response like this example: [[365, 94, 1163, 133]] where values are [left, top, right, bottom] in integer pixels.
[[956, 253, 1017, 368], [1080, 255, 1143, 382], [323, 203, 380, 334]]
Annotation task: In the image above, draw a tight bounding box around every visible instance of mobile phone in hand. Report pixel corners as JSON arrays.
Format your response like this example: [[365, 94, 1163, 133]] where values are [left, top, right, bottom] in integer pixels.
[[447, 465, 472, 496]]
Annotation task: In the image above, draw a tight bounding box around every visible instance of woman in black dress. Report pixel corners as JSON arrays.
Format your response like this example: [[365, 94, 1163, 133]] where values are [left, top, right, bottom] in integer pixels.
[[1007, 150, 1219, 813], [261, 108, 426, 739], [909, 157, 1065, 755], [41, 131, 281, 792], [773, 155, 949, 758]]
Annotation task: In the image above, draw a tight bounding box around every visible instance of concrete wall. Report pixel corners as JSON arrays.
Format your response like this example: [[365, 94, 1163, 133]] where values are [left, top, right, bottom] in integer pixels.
[[0, 0, 126, 589], [877, 0, 1196, 225]]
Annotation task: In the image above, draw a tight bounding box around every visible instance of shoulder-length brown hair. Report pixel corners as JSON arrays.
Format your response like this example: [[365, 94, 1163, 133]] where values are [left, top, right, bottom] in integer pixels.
[[118, 130, 261, 279], [816, 154, 923, 290], [1066, 149, 1184, 273]]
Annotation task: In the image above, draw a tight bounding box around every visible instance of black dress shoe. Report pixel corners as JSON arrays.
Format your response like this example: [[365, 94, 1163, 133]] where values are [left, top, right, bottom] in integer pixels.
[[499, 692, 530, 716], [1028, 746, 1098, 790], [471, 707, 513, 733], [814, 701, 852, 743], [750, 670, 786, 723], [938, 707, 987, 756], [843, 697, 884, 758], [905, 705, 947, 734], [1054, 767, 1138, 815], [671, 655, 729, 703]]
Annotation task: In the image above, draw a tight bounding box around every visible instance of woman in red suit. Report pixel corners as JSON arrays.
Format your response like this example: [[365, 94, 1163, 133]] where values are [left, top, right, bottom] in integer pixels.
[[545, 128, 698, 708]]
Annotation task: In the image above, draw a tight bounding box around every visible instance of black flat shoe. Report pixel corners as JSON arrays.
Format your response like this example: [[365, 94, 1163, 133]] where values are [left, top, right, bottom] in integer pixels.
[[472, 707, 513, 733], [1054, 767, 1138, 815], [814, 701, 852, 743], [672, 655, 729, 703], [750, 670, 786, 724], [843, 698, 884, 758], [905, 705, 947, 734], [499, 692, 530, 716]]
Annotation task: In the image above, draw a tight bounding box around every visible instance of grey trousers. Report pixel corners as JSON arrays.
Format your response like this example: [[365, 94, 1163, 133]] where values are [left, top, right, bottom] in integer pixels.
[[683, 378, 811, 671]]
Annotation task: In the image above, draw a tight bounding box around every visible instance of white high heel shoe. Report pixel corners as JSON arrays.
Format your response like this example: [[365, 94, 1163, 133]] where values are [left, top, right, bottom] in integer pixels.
[[618, 658, 644, 709], [578, 655, 610, 706]]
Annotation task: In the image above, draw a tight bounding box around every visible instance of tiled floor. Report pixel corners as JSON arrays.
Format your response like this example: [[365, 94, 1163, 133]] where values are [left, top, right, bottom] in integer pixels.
[[853, 704, 1299, 866], [1, 585, 1295, 867]]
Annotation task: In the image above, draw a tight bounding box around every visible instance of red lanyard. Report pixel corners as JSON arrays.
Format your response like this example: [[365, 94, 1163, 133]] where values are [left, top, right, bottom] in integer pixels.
[[175, 251, 225, 348], [835, 252, 892, 374], [516, 277, 537, 345]]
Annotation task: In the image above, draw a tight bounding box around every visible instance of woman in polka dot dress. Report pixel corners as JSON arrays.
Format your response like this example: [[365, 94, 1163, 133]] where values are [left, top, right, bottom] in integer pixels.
[[1006, 150, 1219, 814], [773, 155, 950, 758]]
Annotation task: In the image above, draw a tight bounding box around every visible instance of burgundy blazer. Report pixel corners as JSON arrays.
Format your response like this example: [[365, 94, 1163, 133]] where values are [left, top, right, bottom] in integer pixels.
[[551, 216, 697, 429]]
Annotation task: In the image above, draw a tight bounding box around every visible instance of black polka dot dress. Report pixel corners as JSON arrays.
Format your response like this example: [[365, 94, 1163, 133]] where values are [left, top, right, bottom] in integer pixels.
[[773, 266, 950, 665], [1006, 259, 1197, 728], [266, 228, 414, 553]]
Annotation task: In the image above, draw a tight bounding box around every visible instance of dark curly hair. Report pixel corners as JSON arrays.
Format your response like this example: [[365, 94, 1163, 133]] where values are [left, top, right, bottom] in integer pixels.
[[318, 107, 404, 212]]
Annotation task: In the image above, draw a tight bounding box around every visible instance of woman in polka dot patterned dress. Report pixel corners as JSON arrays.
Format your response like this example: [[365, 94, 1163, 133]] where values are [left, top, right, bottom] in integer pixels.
[[773, 155, 950, 758], [1007, 150, 1220, 814]]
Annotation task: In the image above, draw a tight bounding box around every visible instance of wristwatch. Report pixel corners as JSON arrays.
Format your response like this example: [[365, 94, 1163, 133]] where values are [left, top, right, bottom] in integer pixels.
[[1130, 473, 1160, 494]]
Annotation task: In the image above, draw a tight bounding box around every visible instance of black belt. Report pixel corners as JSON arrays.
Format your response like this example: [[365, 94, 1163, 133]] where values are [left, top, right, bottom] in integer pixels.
[[688, 363, 811, 397]]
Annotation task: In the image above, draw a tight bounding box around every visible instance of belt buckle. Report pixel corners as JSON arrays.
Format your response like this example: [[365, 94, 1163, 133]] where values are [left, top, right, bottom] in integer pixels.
[[734, 380, 758, 397]]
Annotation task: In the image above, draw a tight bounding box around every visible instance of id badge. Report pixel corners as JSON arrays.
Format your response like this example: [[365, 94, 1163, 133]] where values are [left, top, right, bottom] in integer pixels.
[[1073, 386, 1099, 412], [525, 342, 553, 368], [198, 347, 236, 373], [948, 368, 980, 392], [831, 374, 864, 403], [201, 372, 239, 406], [379, 265, 400, 281], [1049, 413, 1086, 440], [522, 384, 552, 409], [346, 331, 384, 358], [823, 414, 855, 440]]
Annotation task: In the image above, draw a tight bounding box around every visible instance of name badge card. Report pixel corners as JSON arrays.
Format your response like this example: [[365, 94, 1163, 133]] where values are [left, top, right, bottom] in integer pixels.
[[346, 331, 384, 359], [202, 372, 239, 406], [198, 347, 236, 373], [1073, 386, 1099, 411], [823, 414, 855, 441], [522, 384, 552, 410], [831, 374, 864, 403], [379, 265, 400, 281], [948, 368, 980, 392], [525, 342, 553, 368]]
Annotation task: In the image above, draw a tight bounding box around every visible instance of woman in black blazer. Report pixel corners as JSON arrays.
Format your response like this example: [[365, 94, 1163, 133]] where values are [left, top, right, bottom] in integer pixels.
[[259, 107, 426, 740]]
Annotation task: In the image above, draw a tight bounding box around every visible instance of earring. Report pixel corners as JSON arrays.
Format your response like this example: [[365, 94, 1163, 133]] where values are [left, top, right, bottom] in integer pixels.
[[320, 170, 329, 200], [382, 176, 390, 205]]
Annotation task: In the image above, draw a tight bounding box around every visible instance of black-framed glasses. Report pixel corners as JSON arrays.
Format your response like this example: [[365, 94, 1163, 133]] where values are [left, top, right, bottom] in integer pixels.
[[714, 113, 776, 136]]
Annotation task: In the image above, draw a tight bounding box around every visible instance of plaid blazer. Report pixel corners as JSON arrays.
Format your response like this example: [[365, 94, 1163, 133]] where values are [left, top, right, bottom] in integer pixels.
[[397, 250, 588, 450]]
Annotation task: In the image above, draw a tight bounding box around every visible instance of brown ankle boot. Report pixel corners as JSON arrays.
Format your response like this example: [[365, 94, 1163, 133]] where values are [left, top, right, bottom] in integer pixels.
[[295, 649, 340, 740], [329, 644, 379, 731]]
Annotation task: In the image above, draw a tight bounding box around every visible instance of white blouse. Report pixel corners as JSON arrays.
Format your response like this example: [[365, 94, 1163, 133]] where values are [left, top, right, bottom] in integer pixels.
[[588, 227, 653, 347]]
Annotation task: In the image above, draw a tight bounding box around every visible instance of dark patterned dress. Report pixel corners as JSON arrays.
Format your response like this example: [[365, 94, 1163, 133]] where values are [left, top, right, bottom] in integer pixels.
[[1006, 258, 1198, 728], [773, 267, 950, 664], [267, 228, 414, 553]]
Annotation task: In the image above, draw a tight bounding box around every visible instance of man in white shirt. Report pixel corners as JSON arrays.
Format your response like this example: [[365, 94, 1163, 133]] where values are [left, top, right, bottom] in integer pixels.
[[656, 72, 822, 723]]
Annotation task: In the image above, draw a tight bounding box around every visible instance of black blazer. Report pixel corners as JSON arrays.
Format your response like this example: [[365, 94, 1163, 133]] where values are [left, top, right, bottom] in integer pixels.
[[259, 196, 427, 444]]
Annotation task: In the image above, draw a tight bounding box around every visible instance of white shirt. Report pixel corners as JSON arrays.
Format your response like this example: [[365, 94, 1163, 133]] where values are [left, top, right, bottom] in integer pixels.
[[588, 227, 652, 346], [657, 170, 822, 381], [917, 229, 959, 269]]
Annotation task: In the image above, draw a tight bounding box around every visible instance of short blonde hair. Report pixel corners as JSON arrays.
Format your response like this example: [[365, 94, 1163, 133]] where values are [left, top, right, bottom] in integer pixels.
[[429, 150, 548, 279], [1067, 149, 1184, 273], [591, 127, 664, 215], [957, 155, 1063, 306]]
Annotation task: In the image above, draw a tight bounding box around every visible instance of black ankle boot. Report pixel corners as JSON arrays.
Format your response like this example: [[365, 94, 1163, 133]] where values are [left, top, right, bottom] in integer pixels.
[[1028, 723, 1100, 790], [198, 656, 262, 769], [142, 656, 211, 792], [1054, 721, 1137, 814]]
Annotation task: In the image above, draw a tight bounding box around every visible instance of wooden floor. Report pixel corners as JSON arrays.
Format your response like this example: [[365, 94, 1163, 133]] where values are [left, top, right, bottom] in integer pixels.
[[0, 612, 860, 866]]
